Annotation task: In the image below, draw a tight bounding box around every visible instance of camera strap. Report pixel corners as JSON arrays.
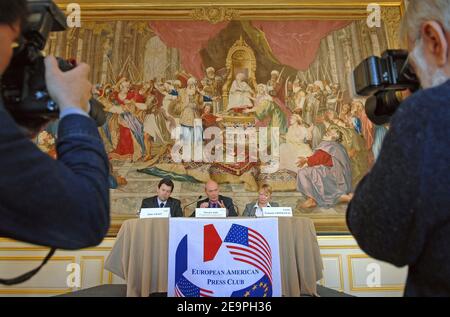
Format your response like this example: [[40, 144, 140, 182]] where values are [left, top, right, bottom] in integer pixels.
[[0, 248, 56, 286]]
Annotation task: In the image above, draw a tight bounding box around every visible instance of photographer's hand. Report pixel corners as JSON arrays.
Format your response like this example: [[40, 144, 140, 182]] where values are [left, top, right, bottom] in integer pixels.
[[44, 56, 92, 114]]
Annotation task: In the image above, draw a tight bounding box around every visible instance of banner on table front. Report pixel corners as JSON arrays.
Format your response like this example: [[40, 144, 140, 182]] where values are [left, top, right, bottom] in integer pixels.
[[168, 218, 281, 297]]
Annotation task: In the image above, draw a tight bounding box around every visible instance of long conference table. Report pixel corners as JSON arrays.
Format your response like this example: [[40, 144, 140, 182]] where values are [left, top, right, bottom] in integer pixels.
[[105, 217, 323, 297]]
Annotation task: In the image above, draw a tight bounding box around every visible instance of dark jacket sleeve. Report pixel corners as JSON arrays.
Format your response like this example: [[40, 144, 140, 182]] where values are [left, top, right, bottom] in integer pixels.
[[0, 109, 110, 250], [223, 196, 238, 217], [196, 199, 205, 209], [346, 92, 430, 267], [172, 199, 183, 217], [141, 197, 155, 209]]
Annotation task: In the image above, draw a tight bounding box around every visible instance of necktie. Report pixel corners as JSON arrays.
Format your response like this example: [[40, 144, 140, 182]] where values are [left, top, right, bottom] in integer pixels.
[[160, 202, 165, 208], [211, 202, 217, 208]]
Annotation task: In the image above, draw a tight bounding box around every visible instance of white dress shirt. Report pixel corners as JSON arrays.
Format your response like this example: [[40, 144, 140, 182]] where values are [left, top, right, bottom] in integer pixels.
[[254, 202, 271, 218], [157, 198, 170, 217]]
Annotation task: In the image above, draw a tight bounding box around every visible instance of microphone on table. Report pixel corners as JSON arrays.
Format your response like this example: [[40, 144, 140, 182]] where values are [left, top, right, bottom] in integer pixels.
[[183, 195, 203, 216], [232, 202, 240, 216], [219, 198, 240, 216], [225, 201, 240, 216]]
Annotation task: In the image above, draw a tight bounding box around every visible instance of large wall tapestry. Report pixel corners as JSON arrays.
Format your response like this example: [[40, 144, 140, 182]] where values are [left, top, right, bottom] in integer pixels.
[[39, 3, 403, 232]]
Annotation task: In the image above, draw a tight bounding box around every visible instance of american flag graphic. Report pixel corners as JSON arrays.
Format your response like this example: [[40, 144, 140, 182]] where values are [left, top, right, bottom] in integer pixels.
[[174, 276, 214, 297], [224, 224, 273, 283]]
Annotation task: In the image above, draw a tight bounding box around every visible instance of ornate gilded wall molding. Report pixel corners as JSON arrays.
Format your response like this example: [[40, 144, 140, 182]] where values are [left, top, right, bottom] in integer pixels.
[[382, 6, 402, 49], [190, 7, 240, 23], [55, 0, 406, 21], [51, 0, 407, 235]]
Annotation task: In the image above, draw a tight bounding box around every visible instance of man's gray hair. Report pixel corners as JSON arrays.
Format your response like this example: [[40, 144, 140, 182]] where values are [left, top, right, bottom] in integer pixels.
[[400, 0, 450, 44]]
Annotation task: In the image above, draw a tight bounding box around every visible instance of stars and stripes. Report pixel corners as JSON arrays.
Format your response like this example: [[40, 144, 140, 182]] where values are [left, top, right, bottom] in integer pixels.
[[174, 276, 214, 297], [224, 224, 273, 283]]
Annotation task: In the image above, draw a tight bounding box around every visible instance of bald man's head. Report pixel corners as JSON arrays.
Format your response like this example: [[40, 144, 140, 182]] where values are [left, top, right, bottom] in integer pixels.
[[205, 180, 220, 202]]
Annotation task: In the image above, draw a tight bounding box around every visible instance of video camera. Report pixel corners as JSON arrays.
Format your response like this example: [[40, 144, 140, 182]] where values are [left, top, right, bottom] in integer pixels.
[[1, 0, 105, 131], [0, 0, 108, 286], [353, 49, 420, 125]]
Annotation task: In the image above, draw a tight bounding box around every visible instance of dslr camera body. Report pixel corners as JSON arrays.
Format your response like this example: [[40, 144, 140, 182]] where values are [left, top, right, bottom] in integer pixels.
[[353, 49, 420, 125], [1, 0, 105, 130]]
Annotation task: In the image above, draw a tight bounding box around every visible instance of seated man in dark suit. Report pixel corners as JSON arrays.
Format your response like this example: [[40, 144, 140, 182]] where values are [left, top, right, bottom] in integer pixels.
[[242, 184, 279, 217], [140, 178, 183, 217], [190, 180, 238, 217]]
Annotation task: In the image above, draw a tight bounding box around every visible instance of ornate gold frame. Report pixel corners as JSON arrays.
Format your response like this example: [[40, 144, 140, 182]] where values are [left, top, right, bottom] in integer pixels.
[[56, 0, 406, 50], [54, 0, 406, 235]]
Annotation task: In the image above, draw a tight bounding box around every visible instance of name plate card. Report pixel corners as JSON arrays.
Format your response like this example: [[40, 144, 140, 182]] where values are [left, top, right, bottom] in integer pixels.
[[262, 207, 293, 217], [139, 208, 170, 219], [195, 208, 227, 218]]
